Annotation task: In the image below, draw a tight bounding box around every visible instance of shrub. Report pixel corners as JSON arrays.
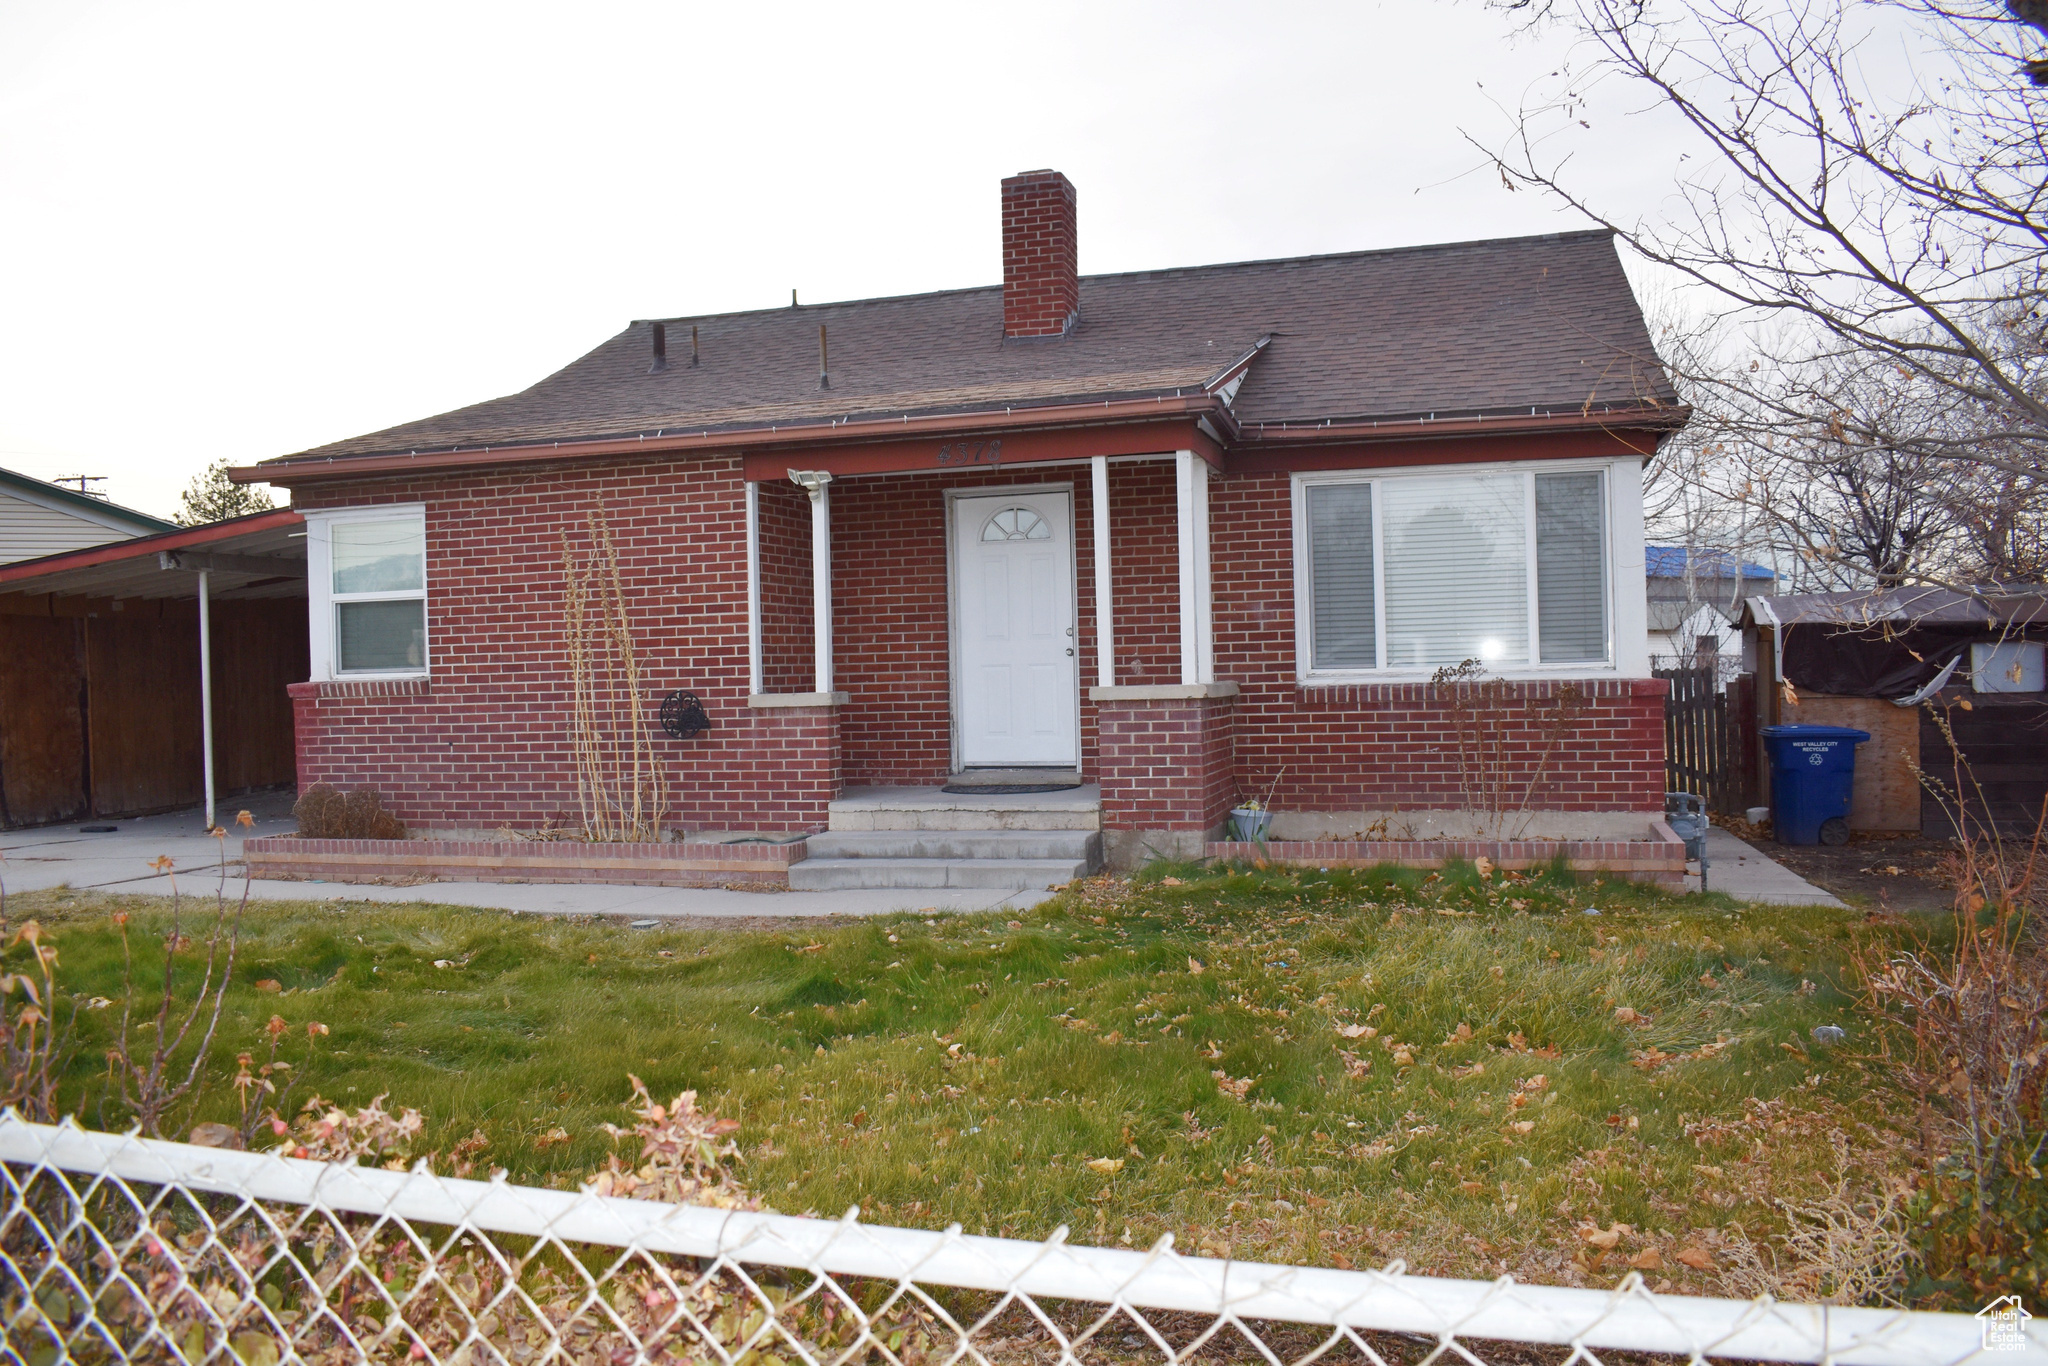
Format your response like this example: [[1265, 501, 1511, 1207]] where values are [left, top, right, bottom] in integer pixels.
[[292, 784, 406, 840]]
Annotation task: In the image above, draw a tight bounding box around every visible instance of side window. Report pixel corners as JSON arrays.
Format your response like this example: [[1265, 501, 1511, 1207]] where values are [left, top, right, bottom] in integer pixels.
[[312, 508, 428, 677]]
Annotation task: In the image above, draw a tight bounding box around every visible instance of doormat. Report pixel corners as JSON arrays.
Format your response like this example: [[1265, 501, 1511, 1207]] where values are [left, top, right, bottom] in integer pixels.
[[939, 782, 1082, 795]]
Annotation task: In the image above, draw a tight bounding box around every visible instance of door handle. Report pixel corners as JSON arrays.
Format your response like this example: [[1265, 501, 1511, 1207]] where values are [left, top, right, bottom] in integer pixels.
[[1066, 648, 1075, 656]]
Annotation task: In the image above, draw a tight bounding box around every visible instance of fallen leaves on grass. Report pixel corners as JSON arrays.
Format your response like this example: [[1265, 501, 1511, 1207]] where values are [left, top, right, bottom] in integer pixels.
[[1335, 1022, 1375, 1039], [1188, 957, 1205, 974], [254, 980, 281, 993], [1337, 1049, 1370, 1079], [1086, 1157, 1125, 1175], [1613, 1006, 1652, 1027], [1212, 1071, 1255, 1101], [535, 1127, 572, 1150], [1674, 1246, 1715, 1270]]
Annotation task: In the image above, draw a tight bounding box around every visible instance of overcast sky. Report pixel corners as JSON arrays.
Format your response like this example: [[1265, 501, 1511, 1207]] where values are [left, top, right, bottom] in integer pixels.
[[0, 1, 1688, 518]]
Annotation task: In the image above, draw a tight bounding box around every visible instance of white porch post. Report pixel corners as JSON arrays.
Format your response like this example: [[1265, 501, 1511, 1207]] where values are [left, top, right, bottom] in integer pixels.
[[1092, 455, 1114, 688], [789, 470, 834, 694], [1175, 451, 1214, 685], [745, 481, 764, 695], [198, 568, 216, 831]]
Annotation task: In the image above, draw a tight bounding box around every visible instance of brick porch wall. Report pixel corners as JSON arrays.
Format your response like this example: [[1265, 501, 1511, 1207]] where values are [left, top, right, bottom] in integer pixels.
[[1096, 693, 1237, 832]]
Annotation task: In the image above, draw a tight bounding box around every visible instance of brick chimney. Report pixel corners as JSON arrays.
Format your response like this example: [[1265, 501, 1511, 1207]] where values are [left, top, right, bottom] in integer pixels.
[[1001, 170, 1078, 338]]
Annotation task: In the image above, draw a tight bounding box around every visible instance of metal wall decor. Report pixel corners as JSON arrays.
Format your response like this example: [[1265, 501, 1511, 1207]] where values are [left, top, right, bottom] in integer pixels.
[[658, 690, 711, 739]]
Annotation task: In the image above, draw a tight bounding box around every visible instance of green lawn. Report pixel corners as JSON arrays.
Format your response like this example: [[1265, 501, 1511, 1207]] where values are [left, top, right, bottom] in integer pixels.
[[3, 860, 1920, 1298]]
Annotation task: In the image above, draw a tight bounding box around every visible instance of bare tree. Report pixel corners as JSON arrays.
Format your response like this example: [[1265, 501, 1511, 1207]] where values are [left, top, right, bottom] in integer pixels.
[[1481, 0, 2048, 590]]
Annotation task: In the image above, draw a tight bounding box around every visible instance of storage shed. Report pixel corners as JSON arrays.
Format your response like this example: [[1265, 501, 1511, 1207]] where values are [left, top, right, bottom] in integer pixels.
[[0, 509, 307, 829], [1739, 588, 2048, 837]]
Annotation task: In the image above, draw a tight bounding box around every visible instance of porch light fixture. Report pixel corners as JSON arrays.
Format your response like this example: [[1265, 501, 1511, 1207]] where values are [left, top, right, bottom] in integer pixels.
[[788, 469, 832, 501]]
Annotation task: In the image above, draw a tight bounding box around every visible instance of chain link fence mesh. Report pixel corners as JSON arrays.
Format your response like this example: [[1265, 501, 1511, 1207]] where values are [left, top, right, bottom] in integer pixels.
[[0, 1114, 2027, 1366]]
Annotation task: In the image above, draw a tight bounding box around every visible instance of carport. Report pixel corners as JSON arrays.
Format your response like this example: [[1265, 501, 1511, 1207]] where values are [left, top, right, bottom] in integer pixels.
[[0, 508, 307, 830]]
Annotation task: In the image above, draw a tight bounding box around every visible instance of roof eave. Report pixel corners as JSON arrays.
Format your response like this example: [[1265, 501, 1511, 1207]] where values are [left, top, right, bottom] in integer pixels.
[[235, 397, 1684, 488], [1236, 404, 1689, 447]]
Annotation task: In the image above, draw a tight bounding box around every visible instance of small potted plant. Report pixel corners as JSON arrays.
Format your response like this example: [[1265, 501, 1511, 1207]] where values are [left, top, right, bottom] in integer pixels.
[[1230, 768, 1284, 843], [1230, 798, 1272, 844]]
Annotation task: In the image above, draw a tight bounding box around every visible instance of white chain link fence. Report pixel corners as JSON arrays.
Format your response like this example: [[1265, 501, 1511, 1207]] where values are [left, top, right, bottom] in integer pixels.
[[0, 1113, 2030, 1366]]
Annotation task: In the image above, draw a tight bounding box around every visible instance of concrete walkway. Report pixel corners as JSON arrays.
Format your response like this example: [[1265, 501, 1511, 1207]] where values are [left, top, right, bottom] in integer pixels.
[[0, 797, 1052, 919], [1685, 827, 1847, 908], [6, 798, 1842, 917]]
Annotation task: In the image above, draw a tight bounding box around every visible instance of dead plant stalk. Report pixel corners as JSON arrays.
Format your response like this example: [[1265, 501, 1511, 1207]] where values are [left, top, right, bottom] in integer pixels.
[[562, 498, 666, 842], [108, 815, 253, 1138]]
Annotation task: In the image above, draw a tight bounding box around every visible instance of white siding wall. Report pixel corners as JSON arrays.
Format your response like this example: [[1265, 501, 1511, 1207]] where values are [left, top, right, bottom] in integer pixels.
[[0, 492, 144, 565]]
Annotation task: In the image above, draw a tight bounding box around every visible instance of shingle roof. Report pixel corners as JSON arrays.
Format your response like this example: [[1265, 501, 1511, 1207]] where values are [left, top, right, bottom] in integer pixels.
[[278, 229, 1675, 464], [1747, 587, 2048, 628]]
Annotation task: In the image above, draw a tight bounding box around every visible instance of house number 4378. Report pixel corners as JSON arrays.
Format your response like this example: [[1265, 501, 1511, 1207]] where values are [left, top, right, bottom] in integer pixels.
[[936, 439, 1001, 466]]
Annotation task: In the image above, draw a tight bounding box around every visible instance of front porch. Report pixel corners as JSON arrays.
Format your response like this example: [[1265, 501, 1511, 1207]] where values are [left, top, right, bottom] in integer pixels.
[[739, 447, 1241, 855]]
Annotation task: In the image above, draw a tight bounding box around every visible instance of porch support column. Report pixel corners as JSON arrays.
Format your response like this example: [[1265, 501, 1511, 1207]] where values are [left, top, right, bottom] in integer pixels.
[[789, 469, 834, 694], [1175, 450, 1214, 686], [198, 568, 216, 831], [1092, 455, 1114, 688], [745, 480, 763, 695]]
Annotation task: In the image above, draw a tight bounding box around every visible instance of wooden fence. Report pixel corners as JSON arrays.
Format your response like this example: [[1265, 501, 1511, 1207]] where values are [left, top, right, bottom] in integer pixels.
[[1657, 664, 1738, 814]]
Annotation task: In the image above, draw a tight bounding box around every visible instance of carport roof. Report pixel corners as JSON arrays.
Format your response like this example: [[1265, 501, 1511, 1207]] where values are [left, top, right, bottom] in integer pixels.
[[0, 508, 305, 602]]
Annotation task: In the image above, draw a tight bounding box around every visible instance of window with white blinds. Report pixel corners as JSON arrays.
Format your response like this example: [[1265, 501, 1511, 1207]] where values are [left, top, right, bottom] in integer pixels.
[[1535, 471, 1608, 662], [307, 505, 430, 679], [1298, 468, 1610, 674], [1306, 483, 1376, 669]]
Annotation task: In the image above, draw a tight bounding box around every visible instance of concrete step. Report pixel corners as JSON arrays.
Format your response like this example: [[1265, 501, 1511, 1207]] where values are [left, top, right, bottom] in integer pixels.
[[828, 784, 1102, 833], [788, 856, 1090, 891], [943, 768, 1084, 788], [807, 830, 1101, 862]]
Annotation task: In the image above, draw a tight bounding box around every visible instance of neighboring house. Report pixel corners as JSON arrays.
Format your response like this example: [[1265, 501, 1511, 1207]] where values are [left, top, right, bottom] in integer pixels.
[[1645, 544, 1773, 666], [0, 467, 176, 564], [235, 170, 1686, 876]]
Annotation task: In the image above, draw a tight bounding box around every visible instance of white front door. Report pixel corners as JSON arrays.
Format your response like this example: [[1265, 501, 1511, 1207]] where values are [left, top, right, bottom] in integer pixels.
[[953, 489, 1079, 767]]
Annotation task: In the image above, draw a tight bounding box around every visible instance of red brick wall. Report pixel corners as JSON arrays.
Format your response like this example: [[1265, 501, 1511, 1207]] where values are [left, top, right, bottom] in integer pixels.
[[291, 454, 850, 831], [828, 461, 1181, 786], [757, 479, 812, 694], [1097, 695, 1237, 831], [1211, 470, 1665, 814], [284, 450, 1664, 832], [1001, 170, 1079, 338]]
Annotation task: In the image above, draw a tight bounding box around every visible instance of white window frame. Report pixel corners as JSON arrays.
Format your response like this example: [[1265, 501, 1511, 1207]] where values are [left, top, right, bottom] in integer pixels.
[[1292, 457, 1647, 683], [304, 504, 430, 681]]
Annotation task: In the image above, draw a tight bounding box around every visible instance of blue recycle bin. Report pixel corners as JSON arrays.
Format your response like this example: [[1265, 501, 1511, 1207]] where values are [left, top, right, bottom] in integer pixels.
[[1760, 724, 1870, 846]]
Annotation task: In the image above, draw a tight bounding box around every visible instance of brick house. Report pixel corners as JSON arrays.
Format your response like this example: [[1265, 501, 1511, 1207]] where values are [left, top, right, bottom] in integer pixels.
[[241, 170, 1682, 880]]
